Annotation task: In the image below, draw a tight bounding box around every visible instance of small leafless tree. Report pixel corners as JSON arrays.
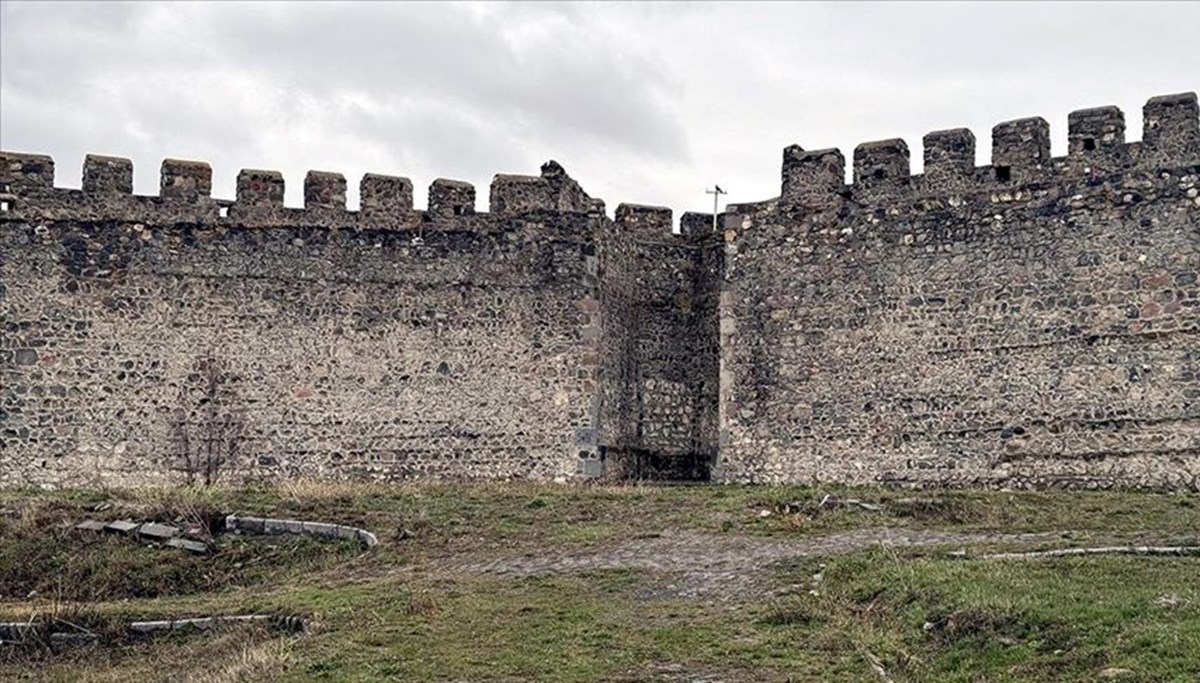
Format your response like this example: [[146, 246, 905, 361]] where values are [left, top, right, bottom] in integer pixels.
[[171, 354, 245, 486]]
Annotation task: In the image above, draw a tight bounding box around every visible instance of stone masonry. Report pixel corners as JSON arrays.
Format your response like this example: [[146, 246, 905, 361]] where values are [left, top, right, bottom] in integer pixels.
[[1, 91, 1198, 489]]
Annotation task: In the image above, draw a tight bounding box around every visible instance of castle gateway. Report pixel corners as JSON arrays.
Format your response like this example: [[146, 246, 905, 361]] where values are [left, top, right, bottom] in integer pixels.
[[2, 92, 1198, 489]]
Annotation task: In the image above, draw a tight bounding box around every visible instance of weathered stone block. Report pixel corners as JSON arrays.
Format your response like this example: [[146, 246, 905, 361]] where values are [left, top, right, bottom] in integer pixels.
[[781, 146, 844, 210], [490, 174, 552, 215], [304, 171, 347, 210], [428, 178, 475, 216], [359, 173, 413, 216], [1143, 92, 1199, 154], [0, 151, 54, 193], [992, 117, 1051, 182], [923, 128, 976, 189], [853, 138, 910, 188], [160, 159, 213, 200], [82, 155, 133, 194], [236, 169, 285, 206], [138, 522, 181, 541], [104, 520, 140, 535]]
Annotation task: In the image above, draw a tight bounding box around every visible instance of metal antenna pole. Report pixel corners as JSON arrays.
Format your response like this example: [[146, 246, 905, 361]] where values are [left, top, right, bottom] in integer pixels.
[[705, 185, 727, 233]]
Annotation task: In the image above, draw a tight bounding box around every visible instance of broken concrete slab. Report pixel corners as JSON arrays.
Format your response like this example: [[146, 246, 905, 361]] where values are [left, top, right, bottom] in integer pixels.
[[75, 519, 107, 532]]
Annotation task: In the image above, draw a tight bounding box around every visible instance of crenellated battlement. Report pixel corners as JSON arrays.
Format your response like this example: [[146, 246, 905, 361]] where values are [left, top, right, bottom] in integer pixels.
[[770, 91, 1199, 211], [0, 153, 615, 234]]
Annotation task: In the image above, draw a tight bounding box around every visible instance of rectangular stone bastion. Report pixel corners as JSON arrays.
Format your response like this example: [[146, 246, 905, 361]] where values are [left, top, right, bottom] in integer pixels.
[[2, 91, 1198, 490]]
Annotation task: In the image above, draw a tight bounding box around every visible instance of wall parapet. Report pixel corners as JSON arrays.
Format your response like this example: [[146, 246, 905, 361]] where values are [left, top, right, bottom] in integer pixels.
[[767, 91, 1200, 216], [0, 154, 613, 238]]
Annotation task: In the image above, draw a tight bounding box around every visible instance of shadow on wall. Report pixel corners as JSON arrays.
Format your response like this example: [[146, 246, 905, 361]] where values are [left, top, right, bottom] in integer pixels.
[[599, 447, 712, 482]]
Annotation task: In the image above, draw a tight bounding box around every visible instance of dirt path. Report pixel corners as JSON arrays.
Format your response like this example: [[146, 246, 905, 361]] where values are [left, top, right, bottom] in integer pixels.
[[453, 528, 1063, 600]]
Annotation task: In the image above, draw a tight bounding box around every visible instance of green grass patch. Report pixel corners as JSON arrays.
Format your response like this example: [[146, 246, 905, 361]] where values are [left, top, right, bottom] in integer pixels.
[[0, 482, 1197, 681]]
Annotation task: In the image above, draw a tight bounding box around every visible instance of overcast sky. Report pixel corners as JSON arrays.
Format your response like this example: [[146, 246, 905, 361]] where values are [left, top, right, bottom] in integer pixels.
[[2, 1, 1198, 220]]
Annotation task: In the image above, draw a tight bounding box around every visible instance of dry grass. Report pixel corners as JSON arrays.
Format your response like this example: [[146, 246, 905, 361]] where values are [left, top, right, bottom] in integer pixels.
[[1, 482, 1198, 681]]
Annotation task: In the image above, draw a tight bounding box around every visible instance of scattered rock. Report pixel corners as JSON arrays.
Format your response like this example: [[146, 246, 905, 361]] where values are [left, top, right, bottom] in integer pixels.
[[1153, 593, 1184, 608], [1098, 668, 1135, 679]]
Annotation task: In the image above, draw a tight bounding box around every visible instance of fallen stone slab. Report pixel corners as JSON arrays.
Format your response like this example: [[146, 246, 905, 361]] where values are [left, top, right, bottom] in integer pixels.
[[128, 614, 307, 636], [166, 537, 212, 555], [0, 622, 35, 643], [104, 520, 140, 535], [964, 545, 1200, 560], [75, 519, 107, 532], [48, 632, 98, 651], [137, 522, 182, 541], [226, 514, 378, 549]]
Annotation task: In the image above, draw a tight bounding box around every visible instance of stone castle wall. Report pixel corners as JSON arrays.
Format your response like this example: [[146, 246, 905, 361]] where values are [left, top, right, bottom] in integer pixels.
[[595, 206, 721, 479], [716, 92, 1200, 489], [2, 90, 1198, 489], [0, 158, 631, 486]]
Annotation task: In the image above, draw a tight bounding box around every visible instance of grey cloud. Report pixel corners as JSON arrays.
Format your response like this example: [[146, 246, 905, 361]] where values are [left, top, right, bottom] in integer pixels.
[[2, 1, 1198, 216]]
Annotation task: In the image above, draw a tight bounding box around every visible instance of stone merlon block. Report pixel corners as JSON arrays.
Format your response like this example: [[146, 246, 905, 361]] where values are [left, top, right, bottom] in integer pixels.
[[1142, 92, 1199, 151], [490, 174, 553, 215], [992, 117, 1051, 181], [781, 146, 844, 208], [1068, 106, 1126, 156], [82, 155, 133, 194], [853, 138, 910, 187], [304, 170, 347, 210], [541, 160, 593, 213], [616, 203, 672, 234], [923, 128, 976, 187], [428, 178, 475, 216], [236, 169, 285, 207], [359, 174, 413, 215], [0, 151, 55, 193], [680, 211, 715, 238], [160, 159, 213, 200]]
